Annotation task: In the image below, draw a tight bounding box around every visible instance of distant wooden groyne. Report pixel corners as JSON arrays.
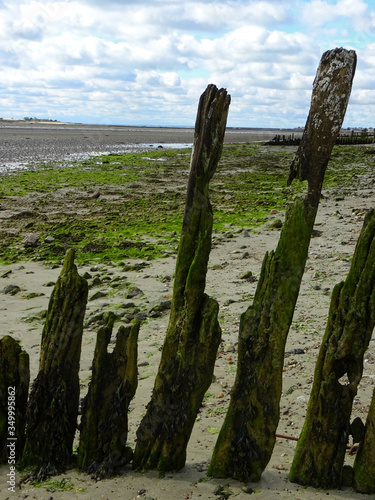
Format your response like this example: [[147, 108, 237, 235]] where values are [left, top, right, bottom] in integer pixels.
[[266, 129, 375, 146]]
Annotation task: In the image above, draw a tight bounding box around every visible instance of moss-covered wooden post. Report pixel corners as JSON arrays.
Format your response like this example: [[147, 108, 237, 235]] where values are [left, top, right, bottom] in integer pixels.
[[353, 387, 375, 494], [0, 336, 29, 464], [208, 48, 357, 482], [21, 249, 88, 480], [77, 312, 139, 478], [289, 209, 375, 489], [132, 84, 230, 472]]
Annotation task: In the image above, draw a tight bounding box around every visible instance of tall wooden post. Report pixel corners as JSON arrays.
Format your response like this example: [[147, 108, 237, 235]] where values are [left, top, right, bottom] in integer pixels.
[[21, 249, 88, 480], [0, 336, 29, 464], [208, 48, 356, 482], [77, 313, 140, 478], [133, 84, 230, 472], [290, 209, 375, 488]]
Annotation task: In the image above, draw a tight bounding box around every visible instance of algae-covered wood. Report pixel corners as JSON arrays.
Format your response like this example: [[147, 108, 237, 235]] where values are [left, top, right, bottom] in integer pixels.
[[77, 313, 139, 478], [21, 249, 88, 480], [0, 336, 29, 464], [208, 48, 357, 482], [354, 387, 375, 494], [133, 84, 230, 472], [290, 209, 375, 489]]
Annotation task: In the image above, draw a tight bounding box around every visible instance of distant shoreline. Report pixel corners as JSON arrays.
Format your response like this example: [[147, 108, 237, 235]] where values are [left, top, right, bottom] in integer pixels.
[[0, 123, 303, 172], [0, 118, 303, 131]]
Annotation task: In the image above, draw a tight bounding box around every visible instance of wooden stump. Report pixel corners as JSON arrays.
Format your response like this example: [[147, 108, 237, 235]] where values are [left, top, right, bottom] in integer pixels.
[[0, 336, 29, 464], [132, 84, 230, 472], [21, 249, 88, 480], [353, 388, 375, 494], [77, 313, 140, 478], [208, 48, 357, 482], [290, 209, 375, 488]]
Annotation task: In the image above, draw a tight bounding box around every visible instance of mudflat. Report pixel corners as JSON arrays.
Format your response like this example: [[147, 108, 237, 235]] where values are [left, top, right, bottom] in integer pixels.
[[0, 120, 300, 169]]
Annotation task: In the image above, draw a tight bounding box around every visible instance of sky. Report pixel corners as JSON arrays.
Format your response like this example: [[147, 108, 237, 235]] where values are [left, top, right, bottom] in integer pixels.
[[1, 0, 375, 128]]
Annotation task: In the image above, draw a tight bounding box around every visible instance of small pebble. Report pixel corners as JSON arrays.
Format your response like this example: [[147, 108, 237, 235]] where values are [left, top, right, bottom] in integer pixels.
[[242, 485, 254, 494], [3, 285, 21, 295], [89, 291, 107, 301]]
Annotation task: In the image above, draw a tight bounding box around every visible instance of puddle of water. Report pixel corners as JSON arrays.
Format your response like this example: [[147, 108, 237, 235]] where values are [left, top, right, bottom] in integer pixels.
[[0, 143, 193, 174]]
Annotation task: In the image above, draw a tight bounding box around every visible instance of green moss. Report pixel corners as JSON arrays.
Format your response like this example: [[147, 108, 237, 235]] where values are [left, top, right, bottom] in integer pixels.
[[31, 477, 85, 492]]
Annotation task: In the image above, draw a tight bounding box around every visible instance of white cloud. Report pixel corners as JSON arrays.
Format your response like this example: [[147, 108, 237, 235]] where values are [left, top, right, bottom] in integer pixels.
[[0, 0, 374, 126], [301, 0, 375, 34], [301, 0, 338, 27], [135, 70, 181, 88], [179, 1, 289, 30]]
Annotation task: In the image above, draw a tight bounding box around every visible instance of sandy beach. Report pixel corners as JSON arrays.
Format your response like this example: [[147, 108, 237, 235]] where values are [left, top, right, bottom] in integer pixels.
[[0, 124, 374, 499]]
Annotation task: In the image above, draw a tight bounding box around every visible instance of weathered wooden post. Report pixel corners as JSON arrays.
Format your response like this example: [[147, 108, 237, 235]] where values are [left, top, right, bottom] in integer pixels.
[[77, 313, 139, 478], [0, 336, 29, 464], [289, 209, 375, 489], [132, 84, 230, 472], [208, 48, 356, 482], [21, 249, 88, 480], [353, 388, 375, 494]]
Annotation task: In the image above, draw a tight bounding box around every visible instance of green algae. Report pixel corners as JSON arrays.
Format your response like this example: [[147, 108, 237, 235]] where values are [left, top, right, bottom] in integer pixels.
[[0, 144, 372, 264]]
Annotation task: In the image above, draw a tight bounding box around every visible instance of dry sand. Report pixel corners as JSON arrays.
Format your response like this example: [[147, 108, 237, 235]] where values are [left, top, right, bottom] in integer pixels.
[[0, 124, 374, 499], [1, 195, 374, 500]]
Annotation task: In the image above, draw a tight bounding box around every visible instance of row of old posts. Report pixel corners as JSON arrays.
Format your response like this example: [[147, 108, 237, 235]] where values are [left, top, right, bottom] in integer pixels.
[[1, 49, 375, 495], [336, 128, 375, 145], [267, 129, 375, 146], [266, 134, 301, 146]]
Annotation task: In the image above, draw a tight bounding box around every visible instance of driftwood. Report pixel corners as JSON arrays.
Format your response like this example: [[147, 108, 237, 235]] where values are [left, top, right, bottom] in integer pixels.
[[354, 387, 375, 494], [132, 84, 230, 472], [208, 48, 357, 482], [77, 313, 139, 478], [21, 249, 88, 480], [0, 336, 29, 464], [290, 209, 375, 489]]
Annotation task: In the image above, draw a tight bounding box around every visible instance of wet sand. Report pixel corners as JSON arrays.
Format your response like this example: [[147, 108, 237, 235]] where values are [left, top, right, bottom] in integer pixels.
[[0, 120, 301, 170]]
